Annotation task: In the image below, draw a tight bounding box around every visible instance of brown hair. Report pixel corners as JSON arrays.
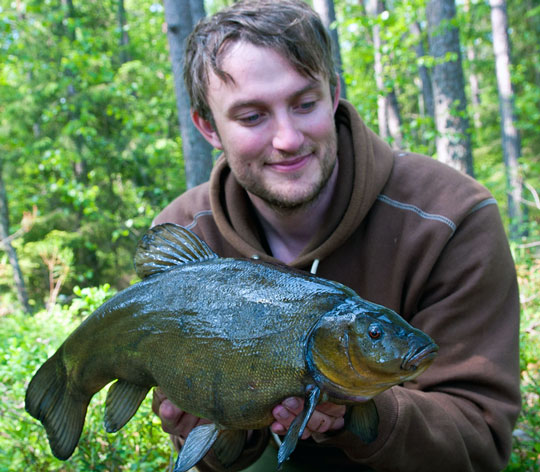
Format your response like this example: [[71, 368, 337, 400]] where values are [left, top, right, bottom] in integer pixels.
[[184, 0, 337, 121]]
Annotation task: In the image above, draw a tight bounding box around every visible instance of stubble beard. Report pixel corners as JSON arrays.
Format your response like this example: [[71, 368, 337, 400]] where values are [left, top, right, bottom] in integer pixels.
[[226, 130, 338, 214]]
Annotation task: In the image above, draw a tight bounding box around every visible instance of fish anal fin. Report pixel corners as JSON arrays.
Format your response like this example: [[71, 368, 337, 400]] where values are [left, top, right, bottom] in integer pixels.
[[212, 429, 247, 467], [135, 224, 218, 279], [174, 423, 220, 472], [277, 385, 321, 469], [345, 400, 379, 443], [104, 380, 150, 433], [25, 353, 89, 460]]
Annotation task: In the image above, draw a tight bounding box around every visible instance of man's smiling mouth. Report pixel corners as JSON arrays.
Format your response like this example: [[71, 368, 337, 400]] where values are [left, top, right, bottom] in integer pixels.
[[267, 153, 313, 172]]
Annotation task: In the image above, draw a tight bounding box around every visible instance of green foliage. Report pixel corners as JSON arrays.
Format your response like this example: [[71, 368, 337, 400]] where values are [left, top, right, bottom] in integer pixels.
[[0, 288, 172, 471], [67, 283, 117, 318], [505, 246, 540, 471], [0, 0, 186, 308]]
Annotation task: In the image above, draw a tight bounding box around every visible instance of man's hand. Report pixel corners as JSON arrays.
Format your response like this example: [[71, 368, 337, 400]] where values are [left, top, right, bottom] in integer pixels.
[[270, 397, 346, 439], [152, 387, 210, 439]]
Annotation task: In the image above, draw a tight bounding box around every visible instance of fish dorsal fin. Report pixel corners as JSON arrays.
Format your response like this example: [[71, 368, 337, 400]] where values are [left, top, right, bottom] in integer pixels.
[[134, 223, 218, 279]]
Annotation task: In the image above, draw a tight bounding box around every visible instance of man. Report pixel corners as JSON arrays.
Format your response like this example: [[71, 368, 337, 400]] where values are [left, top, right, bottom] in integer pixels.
[[151, 0, 521, 470]]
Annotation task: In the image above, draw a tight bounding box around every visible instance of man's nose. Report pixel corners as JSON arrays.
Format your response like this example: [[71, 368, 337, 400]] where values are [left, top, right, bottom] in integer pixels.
[[272, 114, 304, 152]]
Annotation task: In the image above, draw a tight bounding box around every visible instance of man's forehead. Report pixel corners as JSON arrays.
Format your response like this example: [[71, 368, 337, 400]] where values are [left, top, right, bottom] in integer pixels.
[[205, 41, 326, 105]]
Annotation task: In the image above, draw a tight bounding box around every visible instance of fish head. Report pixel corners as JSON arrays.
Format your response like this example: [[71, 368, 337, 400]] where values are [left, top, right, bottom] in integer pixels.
[[306, 298, 438, 402]]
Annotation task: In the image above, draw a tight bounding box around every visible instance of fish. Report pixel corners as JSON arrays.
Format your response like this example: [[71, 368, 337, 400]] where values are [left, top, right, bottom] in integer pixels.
[[25, 223, 438, 471]]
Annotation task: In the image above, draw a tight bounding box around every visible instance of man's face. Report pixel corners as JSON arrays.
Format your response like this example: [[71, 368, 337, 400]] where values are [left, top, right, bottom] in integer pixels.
[[194, 42, 340, 211]]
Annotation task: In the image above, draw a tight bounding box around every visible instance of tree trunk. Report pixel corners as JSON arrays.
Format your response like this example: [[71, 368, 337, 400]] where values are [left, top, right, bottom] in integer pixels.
[[312, 0, 347, 98], [489, 0, 527, 238], [466, 43, 482, 129], [365, 0, 403, 148], [426, 0, 474, 176], [164, 0, 213, 189], [410, 21, 435, 120], [464, 0, 481, 129], [386, 89, 403, 149], [118, 0, 131, 64], [61, 0, 88, 185], [365, 0, 388, 141], [0, 164, 32, 314]]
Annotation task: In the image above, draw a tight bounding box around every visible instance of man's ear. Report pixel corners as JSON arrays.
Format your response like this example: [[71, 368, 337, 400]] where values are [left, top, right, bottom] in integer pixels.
[[191, 110, 223, 149]]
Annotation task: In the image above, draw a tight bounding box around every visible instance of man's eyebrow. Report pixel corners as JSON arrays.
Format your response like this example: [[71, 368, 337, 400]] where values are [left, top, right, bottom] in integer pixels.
[[226, 81, 323, 115]]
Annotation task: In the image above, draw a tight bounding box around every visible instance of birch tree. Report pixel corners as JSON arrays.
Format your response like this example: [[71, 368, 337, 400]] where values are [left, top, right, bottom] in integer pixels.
[[164, 0, 213, 189], [426, 0, 474, 176], [489, 0, 527, 238]]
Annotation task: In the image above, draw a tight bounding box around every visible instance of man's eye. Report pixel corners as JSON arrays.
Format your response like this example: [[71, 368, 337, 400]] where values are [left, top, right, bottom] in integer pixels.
[[297, 101, 316, 112], [238, 113, 262, 125]]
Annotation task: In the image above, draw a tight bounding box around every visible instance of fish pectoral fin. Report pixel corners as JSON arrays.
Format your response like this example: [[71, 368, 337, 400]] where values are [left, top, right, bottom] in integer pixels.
[[104, 380, 150, 433], [174, 423, 220, 472], [277, 385, 321, 469], [212, 429, 247, 467], [134, 223, 218, 279], [345, 400, 379, 443]]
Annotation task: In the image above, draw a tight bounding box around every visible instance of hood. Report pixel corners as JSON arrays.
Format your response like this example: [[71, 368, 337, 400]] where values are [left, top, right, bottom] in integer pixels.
[[209, 99, 394, 269]]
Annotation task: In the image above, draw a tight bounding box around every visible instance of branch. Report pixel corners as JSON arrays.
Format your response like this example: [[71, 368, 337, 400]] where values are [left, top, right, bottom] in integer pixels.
[[0, 206, 37, 249], [515, 241, 540, 249], [0, 227, 26, 248], [524, 182, 540, 209]]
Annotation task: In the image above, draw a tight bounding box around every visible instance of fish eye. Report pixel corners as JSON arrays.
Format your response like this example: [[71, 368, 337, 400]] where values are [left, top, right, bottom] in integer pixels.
[[368, 323, 382, 340]]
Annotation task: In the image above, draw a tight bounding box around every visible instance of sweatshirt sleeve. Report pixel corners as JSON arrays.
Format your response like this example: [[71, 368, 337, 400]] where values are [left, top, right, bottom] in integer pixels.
[[312, 202, 521, 471]]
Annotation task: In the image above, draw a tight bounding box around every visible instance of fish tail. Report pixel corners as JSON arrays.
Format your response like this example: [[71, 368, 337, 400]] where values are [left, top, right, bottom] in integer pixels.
[[25, 352, 89, 460]]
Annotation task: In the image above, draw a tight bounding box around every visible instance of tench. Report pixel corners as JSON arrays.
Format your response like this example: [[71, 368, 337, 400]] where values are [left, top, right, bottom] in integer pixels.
[[25, 223, 438, 471]]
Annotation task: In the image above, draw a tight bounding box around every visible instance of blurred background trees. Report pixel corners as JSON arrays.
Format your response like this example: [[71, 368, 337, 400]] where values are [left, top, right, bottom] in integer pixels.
[[0, 0, 538, 311]]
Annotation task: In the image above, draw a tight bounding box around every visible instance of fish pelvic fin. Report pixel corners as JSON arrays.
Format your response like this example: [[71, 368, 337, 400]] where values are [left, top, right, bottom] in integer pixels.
[[174, 423, 220, 472], [25, 353, 89, 460], [277, 385, 321, 469], [104, 380, 150, 433], [212, 429, 247, 467], [345, 400, 379, 443], [135, 223, 218, 279]]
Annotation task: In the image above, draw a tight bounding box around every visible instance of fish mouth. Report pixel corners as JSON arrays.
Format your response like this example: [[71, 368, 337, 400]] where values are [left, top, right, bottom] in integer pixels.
[[401, 343, 438, 371]]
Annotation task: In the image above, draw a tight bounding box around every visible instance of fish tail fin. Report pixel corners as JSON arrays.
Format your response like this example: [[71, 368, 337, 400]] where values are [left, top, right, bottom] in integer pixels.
[[25, 353, 89, 460]]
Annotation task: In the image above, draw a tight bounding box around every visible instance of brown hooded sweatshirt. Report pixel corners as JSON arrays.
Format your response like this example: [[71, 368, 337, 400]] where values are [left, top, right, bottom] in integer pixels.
[[153, 100, 520, 472]]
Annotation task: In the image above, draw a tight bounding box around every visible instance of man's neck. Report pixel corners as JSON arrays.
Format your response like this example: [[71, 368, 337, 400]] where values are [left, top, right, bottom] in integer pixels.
[[248, 162, 339, 264]]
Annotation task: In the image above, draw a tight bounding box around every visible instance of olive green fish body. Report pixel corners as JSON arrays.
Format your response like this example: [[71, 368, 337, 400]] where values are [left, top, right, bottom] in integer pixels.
[[25, 224, 438, 469], [57, 258, 352, 429]]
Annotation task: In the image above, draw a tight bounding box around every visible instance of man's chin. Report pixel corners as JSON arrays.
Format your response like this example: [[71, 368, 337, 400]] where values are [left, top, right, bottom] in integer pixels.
[[252, 187, 323, 213]]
